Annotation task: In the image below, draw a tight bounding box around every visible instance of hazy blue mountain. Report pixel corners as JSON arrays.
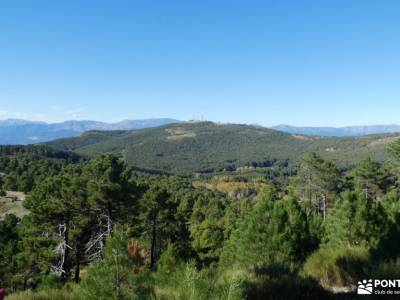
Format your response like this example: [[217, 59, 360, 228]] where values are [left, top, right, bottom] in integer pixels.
[[0, 118, 179, 145], [272, 124, 400, 137]]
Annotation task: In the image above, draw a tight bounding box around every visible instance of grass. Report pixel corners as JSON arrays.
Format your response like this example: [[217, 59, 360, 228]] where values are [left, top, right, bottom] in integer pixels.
[[302, 244, 370, 289], [0, 191, 29, 219], [6, 287, 78, 300]]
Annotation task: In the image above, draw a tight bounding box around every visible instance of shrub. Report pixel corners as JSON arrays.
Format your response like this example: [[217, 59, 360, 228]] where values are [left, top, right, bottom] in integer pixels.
[[155, 261, 246, 300], [245, 272, 331, 300], [78, 229, 154, 300], [302, 244, 370, 288], [6, 285, 78, 300], [220, 191, 312, 272]]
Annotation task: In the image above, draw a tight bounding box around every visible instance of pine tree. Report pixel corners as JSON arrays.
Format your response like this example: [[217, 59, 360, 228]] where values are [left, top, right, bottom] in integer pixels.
[[291, 152, 341, 220], [83, 154, 139, 262], [0, 214, 19, 289], [325, 190, 389, 249], [139, 184, 176, 270], [189, 189, 228, 263], [324, 191, 357, 245], [79, 228, 153, 300], [352, 158, 393, 200], [25, 174, 76, 280], [14, 215, 56, 290], [374, 190, 400, 260], [220, 189, 312, 271], [24, 165, 91, 282]]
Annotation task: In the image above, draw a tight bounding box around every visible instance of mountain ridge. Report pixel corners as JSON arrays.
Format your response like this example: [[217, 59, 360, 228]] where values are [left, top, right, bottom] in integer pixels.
[[0, 118, 179, 144], [2, 118, 400, 145], [272, 124, 400, 137], [45, 121, 400, 175]]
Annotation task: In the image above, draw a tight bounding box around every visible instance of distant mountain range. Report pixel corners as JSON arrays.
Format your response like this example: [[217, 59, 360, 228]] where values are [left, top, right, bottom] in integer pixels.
[[0, 118, 179, 144], [271, 125, 400, 137], [1, 118, 400, 145]]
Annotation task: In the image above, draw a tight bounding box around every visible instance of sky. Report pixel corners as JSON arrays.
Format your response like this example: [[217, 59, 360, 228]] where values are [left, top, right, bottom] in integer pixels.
[[0, 0, 399, 126]]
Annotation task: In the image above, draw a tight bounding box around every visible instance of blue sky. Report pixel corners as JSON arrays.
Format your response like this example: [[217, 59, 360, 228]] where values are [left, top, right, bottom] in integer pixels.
[[0, 0, 399, 126]]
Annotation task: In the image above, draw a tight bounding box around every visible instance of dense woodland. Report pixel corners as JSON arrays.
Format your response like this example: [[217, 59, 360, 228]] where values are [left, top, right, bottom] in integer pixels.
[[2, 139, 400, 299], [0, 145, 81, 193], [45, 122, 399, 175]]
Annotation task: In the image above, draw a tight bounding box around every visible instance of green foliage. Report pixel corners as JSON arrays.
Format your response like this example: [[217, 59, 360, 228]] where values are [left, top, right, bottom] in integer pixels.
[[170, 262, 210, 300], [0, 176, 5, 196], [155, 261, 246, 300], [4, 142, 400, 299], [154, 243, 181, 285], [371, 258, 400, 279], [351, 158, 394, 199], [83, 154, 139, 222], [325, 190, 389, 249], [6, 285, 79, 300], [46, 130, 127, 151], [0, 214, 19, 288], [13, 215, 56, 290], [0, 145, 81, 192], [189, 189, 228, 263], [375, 190, 400, 260], [7, 284, 80, 300], [24, 168, 85, 280], [388, 138, 400, 169], [221, 189, 313, 271], [22, 154, 141, 283], [139, 184, 178, 269], [243, 270, 331, 300], [302, 244, 370, 288], [78, 228, 154, 300], [291, 152, 341, 219], [45, 122, 398, 175]]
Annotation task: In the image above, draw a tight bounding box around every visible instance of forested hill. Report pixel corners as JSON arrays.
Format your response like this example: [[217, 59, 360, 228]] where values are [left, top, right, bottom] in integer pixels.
[[0, 145, 82, 192], [43, 130, 127, 151], [45, 121, 400, 175]]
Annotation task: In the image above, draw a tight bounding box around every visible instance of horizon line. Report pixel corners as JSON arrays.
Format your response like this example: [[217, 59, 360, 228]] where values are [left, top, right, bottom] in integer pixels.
[[0, 117, 400, 128]]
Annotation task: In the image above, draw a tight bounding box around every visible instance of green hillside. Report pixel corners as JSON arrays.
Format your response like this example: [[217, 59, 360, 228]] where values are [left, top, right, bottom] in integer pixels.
[[44, 130, 127, 151], [0, 145, 82, 192], [45, 122, 400, 175]]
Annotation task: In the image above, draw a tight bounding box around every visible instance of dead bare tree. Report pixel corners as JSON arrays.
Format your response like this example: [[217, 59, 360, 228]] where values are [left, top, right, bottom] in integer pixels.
[[51, 224, 72, 278], [85, 213, 112, 262]]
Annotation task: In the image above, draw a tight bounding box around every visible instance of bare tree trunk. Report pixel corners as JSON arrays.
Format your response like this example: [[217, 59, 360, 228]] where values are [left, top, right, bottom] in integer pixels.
[[62, 224, 70, 281], [85, 213, 113, 262], [150, 216, 157, 270], [106, 213, 112, 238], [51, 224, 72, 279], [74, 249, 80, 283]]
